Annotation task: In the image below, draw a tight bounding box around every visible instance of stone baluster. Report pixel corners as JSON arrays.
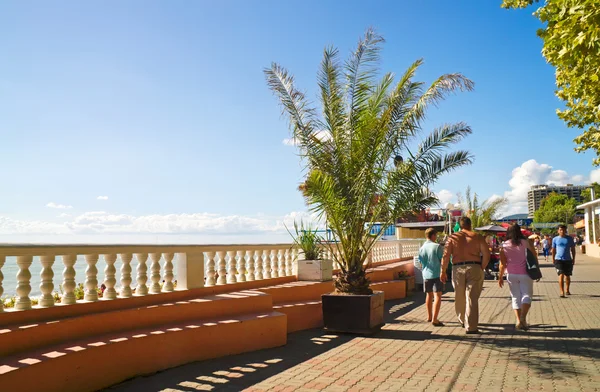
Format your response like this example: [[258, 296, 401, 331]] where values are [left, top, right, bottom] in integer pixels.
[[149, 253, 162, 294], [120, 253, 133, 298], [236, 250, 246, 282], [103, 254, 118, 300], [263, 250, 272, 279], [39, 255, 55, 307], [226, 250, 237, 284], [84, 254, 99, 302], [61, 255, 77, 305], [277, 249, 285, 277], [0, 256, 5, 312], [216, 251, 227, 285], [15, 255, 33, 310], [162, 253, 175, 292], [245, 250, 255, 281], [205, 252, 216, 286], [254, 250, 263, 280], [284, 249, 292, 276], [135, 253, 149, 296], [270, 249, 279, 278]]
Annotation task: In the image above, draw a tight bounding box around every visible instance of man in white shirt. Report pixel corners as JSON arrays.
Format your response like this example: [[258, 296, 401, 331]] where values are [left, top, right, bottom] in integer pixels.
[[541, 235, 550, 261]]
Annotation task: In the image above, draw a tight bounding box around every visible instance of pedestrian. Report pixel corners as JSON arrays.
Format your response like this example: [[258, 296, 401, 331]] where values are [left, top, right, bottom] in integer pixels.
[[541, 234, 551, 262], [418, 228, 445, 327], [441, 217, 490, 334], [553, 224, 576, 297], [498, 224, 537, 330]]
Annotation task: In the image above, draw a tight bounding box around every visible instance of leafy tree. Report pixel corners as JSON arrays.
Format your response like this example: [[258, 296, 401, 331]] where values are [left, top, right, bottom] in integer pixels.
[[502, 0, 600, 165], [581, 182, 599, 202], [265, 29, 473, 294], [457, 186, 508, 229], [533, 193, 578, 223]]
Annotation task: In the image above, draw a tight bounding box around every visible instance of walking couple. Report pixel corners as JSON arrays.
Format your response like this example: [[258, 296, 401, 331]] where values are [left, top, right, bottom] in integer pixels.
[[418, 217, 539, 333]]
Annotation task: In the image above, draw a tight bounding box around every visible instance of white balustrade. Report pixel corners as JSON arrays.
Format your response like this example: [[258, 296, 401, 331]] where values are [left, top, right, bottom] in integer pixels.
[[84, 254, 99, 302], [162, 253, 175, 292], [0, 241, 412, 313], [263, 250, 272, 279], [62, 254, 77, 305], [135, 253, 149, 296], [216, 251, 227, 285], [120, 253, 133, 298], [15, 255, 33, 310], [246, 250, 258, 282], [270, 250, 278, 278], [0, 256, 5, 312], [103, 254, 118, 300], [149, 253, 162, 294], [277, 249, 285, 277], [236, 250, 246, 282], [226, 250, 237, 284], [39, 255, 55, 307], [205, 251, 216, 286]]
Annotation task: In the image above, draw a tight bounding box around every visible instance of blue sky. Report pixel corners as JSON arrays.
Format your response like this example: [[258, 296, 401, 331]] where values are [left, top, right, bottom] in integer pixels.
[[0, 0, 596, 243]]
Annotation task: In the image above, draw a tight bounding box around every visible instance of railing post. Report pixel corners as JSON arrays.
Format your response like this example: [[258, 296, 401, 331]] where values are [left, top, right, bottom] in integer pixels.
[[103, 254, 118, 300], [205, 251, 216, 286], [277, 249, 285, 277], [263, 250, 272, 279], [226, 250, 237, 284], [236, 250, 246, 282], [149, 253, 162, 294], [61, 254, 77, 305], [120, 253, 133, 298], [135, 253, 149, 296], [216, 251, 227, 285], [0, 256, 5, 312], [163, 253, 175, 292], [253, 250, 262, 280], [84, 254, 99, 302], [270, 250, 279, 278], [285, 249, 292, 276], [176, 251, 205, 290], [16, 255, 33, 310], [39, 255, 55, 307], [245, 250, 255, 281]]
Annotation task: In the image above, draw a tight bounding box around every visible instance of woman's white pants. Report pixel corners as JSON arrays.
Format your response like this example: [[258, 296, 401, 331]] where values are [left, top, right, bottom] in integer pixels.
[[507, 273, 533, 310]]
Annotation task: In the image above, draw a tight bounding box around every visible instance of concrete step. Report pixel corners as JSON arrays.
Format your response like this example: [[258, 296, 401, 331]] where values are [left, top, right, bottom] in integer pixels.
[[0, 311, 287, 392], [0, 290, 272, 358]]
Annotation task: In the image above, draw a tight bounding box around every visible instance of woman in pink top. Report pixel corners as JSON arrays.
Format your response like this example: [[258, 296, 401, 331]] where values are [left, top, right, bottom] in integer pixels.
[[498, 223, 538, 330]]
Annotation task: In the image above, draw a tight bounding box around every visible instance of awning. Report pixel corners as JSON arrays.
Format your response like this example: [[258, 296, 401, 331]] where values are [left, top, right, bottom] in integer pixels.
[[574, 220, 585, 229]]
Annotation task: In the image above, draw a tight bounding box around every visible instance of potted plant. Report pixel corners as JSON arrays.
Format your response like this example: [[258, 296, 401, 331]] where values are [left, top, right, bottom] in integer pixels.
[[289, 221, 332, 281], [265, 28, 473, 334]]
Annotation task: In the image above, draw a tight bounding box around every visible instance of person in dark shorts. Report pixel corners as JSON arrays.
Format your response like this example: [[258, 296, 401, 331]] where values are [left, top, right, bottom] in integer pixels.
[[552, 225, 576, 297], [418, 228, 445, 326]]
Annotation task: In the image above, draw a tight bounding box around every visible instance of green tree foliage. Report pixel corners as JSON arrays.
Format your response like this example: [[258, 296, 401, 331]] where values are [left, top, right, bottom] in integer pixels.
[[502, 0, 600, 165], [265, 29, 474, 294], [581, 182, 599, 202], [457, 186, 508, 229], [533, 193, 578, 223]]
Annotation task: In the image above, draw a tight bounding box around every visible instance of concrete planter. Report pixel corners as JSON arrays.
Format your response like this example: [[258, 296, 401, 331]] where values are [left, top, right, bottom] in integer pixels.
[[296, 259, 333, 281], [321, 290, 385, 335]]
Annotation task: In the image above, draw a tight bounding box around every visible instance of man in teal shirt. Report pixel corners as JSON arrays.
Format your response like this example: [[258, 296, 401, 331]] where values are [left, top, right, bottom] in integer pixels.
[[418, 228, 445, 326]]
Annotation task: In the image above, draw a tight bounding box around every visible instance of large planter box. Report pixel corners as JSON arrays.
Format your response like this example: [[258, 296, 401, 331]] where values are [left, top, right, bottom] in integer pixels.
[[321, 291, 385, 335], [297, 259, 333, 281]]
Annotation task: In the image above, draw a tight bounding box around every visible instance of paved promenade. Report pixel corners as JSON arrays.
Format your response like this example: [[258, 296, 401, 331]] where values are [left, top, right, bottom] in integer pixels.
[[108, 253, 600, 392]]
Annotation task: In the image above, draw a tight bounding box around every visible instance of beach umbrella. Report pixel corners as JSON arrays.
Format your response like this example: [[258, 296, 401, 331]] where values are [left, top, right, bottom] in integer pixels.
[[474, 225, 507, 232]]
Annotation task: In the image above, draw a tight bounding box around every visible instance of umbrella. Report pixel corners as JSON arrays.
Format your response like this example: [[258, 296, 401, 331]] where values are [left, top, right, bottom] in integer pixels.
[[528, 233, 538, 239], [475, 225, 507, 232]]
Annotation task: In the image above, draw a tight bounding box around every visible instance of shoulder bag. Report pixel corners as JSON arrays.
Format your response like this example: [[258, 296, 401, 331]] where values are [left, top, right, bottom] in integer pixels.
[[525, 244, 542, 281]]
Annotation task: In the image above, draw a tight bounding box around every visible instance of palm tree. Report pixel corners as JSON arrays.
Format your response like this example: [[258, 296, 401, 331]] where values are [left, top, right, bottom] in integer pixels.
[[457, 186, 508, 229], [265, 28, 474, 295]]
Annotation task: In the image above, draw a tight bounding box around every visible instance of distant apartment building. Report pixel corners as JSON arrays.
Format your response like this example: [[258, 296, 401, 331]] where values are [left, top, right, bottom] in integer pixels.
[[527, 184, 588, 218]]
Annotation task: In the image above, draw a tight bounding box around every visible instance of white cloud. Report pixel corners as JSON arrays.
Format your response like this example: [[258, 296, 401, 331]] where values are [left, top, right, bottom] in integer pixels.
[[0, 210, 323, 238], [435, 189, 456, 207], [58, 213, 71, 218], [46, 202, 73, 209], [590, 169, 600, 184], [498, 159, 590, 216], [97, 196, 109, 200]]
